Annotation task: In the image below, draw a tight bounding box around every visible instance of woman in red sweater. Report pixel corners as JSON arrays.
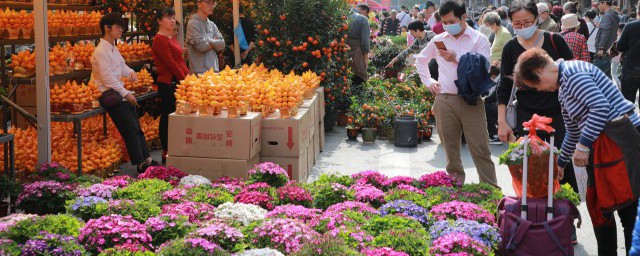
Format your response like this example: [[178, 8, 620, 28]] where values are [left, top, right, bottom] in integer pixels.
[[152, 7, 189, 163]]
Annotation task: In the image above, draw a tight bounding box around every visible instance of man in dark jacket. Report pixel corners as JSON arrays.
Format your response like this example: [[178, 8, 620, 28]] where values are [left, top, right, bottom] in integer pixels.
[[617, 1, 640, 105], [595, 0, 620, 56], [563, 1, 590, 39]]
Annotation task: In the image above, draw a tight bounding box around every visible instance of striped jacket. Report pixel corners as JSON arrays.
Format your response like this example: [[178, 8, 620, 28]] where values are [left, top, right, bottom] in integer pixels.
[[557, 60, 640, 167]]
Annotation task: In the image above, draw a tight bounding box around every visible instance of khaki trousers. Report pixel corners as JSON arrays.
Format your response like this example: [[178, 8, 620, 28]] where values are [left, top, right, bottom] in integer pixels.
[[432, 94, 498, 186]]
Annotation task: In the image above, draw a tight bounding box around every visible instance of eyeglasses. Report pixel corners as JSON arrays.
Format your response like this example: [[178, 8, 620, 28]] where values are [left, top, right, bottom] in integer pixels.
[[512, 19, 535, 28]]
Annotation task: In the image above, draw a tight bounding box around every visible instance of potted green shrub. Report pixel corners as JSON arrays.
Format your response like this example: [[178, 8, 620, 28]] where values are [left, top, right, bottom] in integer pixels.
[[0, 175, 18, 217], [359, 103, 380, 143]]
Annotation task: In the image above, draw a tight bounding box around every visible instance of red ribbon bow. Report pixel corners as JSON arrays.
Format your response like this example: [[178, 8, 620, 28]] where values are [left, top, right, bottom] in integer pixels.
[[522, 114, 555, 154]]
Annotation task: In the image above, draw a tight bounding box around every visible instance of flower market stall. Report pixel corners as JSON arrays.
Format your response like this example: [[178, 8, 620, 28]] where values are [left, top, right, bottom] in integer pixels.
[[1, 161, 577, 255]]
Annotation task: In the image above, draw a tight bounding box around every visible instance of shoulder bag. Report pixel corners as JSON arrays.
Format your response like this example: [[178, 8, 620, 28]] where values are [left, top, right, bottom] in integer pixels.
[[506, 84, 518, 129], [99, 89, 124, 108]]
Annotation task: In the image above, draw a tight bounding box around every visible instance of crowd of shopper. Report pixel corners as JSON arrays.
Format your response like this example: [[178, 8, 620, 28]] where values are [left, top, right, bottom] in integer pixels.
[[363, 0, 640, 254]]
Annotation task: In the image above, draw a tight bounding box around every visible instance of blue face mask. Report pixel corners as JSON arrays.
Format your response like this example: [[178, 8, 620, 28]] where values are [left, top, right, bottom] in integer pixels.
[[443, 23, 462, 36], [513, 23, 537, 40]]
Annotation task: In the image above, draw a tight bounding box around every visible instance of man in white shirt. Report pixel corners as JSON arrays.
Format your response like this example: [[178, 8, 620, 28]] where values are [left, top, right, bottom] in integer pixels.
[[91, 13, 155, 173], [414, 0, 498, 187], [397, 5, 412, 28]]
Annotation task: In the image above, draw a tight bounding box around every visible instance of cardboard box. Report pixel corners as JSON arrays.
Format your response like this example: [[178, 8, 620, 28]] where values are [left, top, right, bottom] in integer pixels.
[[15, 84, 36, 107], [261, 108, 313, 157], [305, 139, 315, 171], [315, 88, 325, 121], [13, 106, 36, 129], [319, 120, 325, 152], [167, 155, 260, 180], [261, 147, 309, 182], [313, 128, 320, 162], [168, 112, 261, 160], [300, 94, 318, 137]]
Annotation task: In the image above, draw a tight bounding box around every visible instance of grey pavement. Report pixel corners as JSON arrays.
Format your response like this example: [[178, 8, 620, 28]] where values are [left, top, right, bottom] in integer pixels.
[[310, 126, 629, 256]]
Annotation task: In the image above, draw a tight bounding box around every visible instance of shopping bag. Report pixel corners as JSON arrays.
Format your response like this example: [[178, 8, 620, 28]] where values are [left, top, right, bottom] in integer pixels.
[[573, 164, 588, 203]]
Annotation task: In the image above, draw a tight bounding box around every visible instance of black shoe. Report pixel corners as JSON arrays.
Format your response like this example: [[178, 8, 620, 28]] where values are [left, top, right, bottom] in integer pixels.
[[571, 224, 578, 245], [150, 160, 160, 166], [489, 135, 502, 145], [137, 162, 150, 174]]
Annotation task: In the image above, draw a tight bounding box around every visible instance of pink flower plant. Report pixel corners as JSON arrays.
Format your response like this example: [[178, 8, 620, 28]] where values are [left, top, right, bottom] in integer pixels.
[[395, 184, 427, 195], [429, 201, 496, 225], [161, 202, 216, 223], [234, 191, 274, 210], [138, 166, 187, 187], [430, 232, 492, 256], [192, 221, 244, 250], [361, 247, 411, 256], [350, 183, 386, 208], [76, 184, 118, 199], [252, 218, 319, 254], [325, 201, 377, 214], [78, 214, 152, 253], [161, 188, 187, 203], [419, 171, 460, 188], [276, 183, 313, 206], [212, 176, 245, 193], [102, 176, 133, 188], [266, 205, 322, 226], [0, 214, 38, 233], [248, 162, 289, 177], [183, 238, 224, 253], [243, 182, 272, 193], [351, 170, 389, 188], [384, 176, 416, 188], [16, 181, 74, 205]]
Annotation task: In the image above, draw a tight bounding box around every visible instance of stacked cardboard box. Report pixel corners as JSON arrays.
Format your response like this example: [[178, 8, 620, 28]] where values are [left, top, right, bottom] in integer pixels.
[[13, 84, 37, 129], [167, 111, 262, 180], [260, 107, 314, 182]]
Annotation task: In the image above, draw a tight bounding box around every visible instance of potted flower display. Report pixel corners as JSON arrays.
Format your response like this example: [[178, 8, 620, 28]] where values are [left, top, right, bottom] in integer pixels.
[[370, 44, 405, 79]]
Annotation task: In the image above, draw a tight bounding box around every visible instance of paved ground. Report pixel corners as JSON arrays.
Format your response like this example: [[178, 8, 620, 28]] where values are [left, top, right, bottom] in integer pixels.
[[309, 126, 629, 256]]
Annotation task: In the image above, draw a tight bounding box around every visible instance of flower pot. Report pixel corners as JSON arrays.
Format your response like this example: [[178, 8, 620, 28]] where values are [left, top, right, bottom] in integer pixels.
[[378, 125, 388, 139], [418, 129, 424, 143], [362, 128, 377, 143], [347, 127, 359, 140], [337, 111, 348, 127], [387, 126, 395, 142], [0, 201, 8, 217], [324, 108, 338, 132], [423, 125, 434, 141]]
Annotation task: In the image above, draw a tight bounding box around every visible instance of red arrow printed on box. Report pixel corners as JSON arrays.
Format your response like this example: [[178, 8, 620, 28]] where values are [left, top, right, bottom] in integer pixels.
[[287, 164, 293, 179], [287, 127, 294, 150]]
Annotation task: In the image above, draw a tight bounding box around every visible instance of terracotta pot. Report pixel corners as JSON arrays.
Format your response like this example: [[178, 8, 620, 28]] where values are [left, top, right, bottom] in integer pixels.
[[280, 108, 291, 118], [362, 128, 377, 143], [347, 128, 359, 140], [337, 112, 348, 127], [378, 125, 388, 139]]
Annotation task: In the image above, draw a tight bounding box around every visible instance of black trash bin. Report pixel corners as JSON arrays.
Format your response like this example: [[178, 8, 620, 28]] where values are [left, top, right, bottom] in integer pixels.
[[394, 115, 418, 147]]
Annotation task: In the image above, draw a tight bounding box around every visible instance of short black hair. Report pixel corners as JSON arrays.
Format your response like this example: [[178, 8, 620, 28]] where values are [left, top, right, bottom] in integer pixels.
[[497, 9, 508, 19], [584, 9, 597, 19], [426, 1, 436, 8], [553, 1, 560, 6], [382, 11, 390, 17], [508, 1, 539, 20], [434, 12, 441, 21], [407, 20, 425, 31], [413, 6, 421, 11], [156, 7, 175, 21], [619, 23, 626, 30], [100, 13, 126, 36], [401, 5, 408, 10], [357, 4, 370, 14], [439, 0, 467, 19]]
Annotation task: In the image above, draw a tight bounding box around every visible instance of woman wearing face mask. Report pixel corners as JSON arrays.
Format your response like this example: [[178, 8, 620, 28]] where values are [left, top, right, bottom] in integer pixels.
[[495, 0, 579, 243]]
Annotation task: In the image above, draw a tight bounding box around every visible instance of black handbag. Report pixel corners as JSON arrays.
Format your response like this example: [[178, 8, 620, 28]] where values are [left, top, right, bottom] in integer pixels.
[[99, 89, 124, 108]]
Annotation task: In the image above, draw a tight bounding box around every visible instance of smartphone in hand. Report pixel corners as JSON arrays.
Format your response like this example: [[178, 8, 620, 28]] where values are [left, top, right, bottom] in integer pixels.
[[435, 41, 447, 51]]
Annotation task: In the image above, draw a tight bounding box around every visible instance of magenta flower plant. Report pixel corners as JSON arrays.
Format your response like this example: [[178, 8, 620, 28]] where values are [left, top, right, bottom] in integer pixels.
[[325, 201, 377, 215], [351, 170, 389, 189], [384, 176, 416, 189], [78, 214, 152, 254], [429, 201, 496, 225], [76, 183, 118, 199], [247, 162, 290, 188], [191, 221, 244, 251], [138, 166, 187, 187], [276, 183, 313, 207], [266, 205, 322, 226], [251, 218, 319, 254], [418, 171, 460, 189], [362, 247, 411, 256], [102, 176, 133, 188], [430, 232, 492, 256], [16, 181, 75, 215], [161, 202, 217, 223], [234, 191, 275, 210], [350, 183, 386, 208]]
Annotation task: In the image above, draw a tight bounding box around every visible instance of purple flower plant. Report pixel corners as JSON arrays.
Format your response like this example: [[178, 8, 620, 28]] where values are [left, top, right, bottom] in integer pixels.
[[21, 232, 84, 256], [243, 182, 273, 193], [78, 214, 152, 253], [16, 181, 74, 205], [248, 162, 290, 188], [418, 171, 460, 188], [266, 205, 322, 226], [212, 176, 245, 194], [249, 162, 289, 176], [429, 219, 501, 249], [429, 201, 495, 225], [161, 202, 217, 223], [379, 200, 430, 226], [430, 232, 492, 256], [183, 238, 224, 254], [252, 218, 319, 254], [76, 184, 118, 199], [351, 170, 389, 188], [361, 247, 410, 256]]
